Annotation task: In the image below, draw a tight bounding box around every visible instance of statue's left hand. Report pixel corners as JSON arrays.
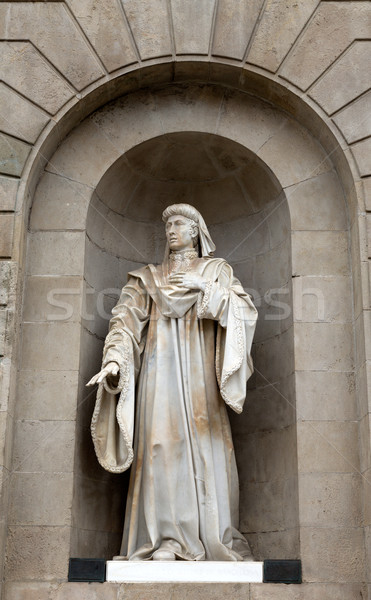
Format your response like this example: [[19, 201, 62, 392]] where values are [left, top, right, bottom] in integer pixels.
[[168, 271, 207, 291]]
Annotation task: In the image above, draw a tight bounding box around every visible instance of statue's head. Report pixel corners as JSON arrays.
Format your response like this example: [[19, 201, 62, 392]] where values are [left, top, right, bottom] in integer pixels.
[[163, 204, 199, 252], [162, 204, 215, 257]]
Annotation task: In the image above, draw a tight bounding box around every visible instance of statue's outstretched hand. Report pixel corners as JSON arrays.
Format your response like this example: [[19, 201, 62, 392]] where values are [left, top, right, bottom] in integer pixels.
[[86, 361, 119, 387]]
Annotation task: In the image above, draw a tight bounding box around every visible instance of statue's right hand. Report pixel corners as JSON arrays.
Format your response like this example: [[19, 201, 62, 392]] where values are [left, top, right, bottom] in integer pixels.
[[86, 361, 119, 387]]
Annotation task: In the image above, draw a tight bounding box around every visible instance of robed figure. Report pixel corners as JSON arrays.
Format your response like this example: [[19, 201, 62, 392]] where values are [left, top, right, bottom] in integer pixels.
[[88, 203, 258, 561]]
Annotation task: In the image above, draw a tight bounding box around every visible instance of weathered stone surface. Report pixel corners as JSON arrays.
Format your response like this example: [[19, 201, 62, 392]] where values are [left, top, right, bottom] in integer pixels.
[[292, 231, 348, 277], [239, 427, 297, 484], [364, 470, 371, 526], [73, 474, 124, 534], [363, 176, 371, 212], [84, 239, 120, 291], [240, 476, 298, 532], [16, 370, 78, 421], [354, 259, 370, 320], [0, 177, 18, 212], [237, 374, 295, 433], [355, 361, 368, 422], [217, 91, 289, 154], [156, 84, 224, 136], [298, 472, 362, 528], [0, 309, 8, 356], [123, 0, 172, 60], [212, 0, 263, 60], [358, 209, 369, 265], [66, 0, 137, 72], [174, 60, 210, 83], [0, 411, 13, 470], [310, 41, 371, 115], [20, 322, 80, 371], [251, 528, 300, 562], [86, 207, 165, 266], [297, 421, 360, 473], [294, 322, 354, 372], [0, 215, 14, 258], [250, 583, 367, 599], [8, 581, 367, 600], [295, 371, 356, 421], [286, 171, 347, 231], [31, 172, 92, 231], [292, 275, 352, 323], [359, 414, 371, 474], [0, 133, 30, 178], [23, 276, 82, 323], [262, 198, 290, 249], [350, 214, 367, 288], [211, 212, 270, 262], [251, 242, 291, 299], [363, 309, 371, 364], [45, 120, 121, 186], [257, 120, 331, 188], [0, 42, 73, 115], [0, 83, 49, 145], [77, 326, 104, 384], [354, 313, 366, 371], [253, 327, 294, 385], [117, 582, 252, 600], [367, 216, 371, 259], [27, 231, 85, 276], [352, 138, 371, 177], [0, 3, 104, 91], [248, 0, 319, 73], [81, 285, 117, 340], [300, 526, 365, 583], [9, 472, 73, 526], [70, 525, 122, 562], [4, 581, 57, 600], [12, 420, 75, 473], [281, 2, 371, 90], [334, 90, 371, 144], [46, 92, 164, 186], [55, 582, 118, 600], [172, 0, 215, 55], [0, 357, 12, 413], [5, 525, 71, 580]]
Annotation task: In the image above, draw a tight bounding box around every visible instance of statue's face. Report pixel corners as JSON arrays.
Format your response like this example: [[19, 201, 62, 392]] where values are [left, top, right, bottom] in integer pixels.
[[165, 215, 195, 251]]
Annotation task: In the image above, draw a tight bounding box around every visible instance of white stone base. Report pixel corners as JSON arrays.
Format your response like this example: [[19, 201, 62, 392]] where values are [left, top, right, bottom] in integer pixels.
[[106, 560, 264, 583]]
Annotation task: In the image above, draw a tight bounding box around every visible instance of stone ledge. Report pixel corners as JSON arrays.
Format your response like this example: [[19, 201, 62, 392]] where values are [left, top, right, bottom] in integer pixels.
[[3, 581, 367, 600]]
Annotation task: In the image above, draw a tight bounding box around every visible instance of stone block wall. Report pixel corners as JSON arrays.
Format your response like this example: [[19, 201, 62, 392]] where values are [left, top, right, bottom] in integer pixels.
[[0, 1, 370, 598]]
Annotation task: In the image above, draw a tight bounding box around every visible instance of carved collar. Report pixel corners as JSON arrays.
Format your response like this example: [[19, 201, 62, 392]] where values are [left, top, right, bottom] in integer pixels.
[[169, 250, 199, 272]]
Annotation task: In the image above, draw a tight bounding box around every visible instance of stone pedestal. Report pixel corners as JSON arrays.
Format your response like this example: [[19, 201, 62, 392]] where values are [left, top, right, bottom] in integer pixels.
[[106, 560, 264, 583]]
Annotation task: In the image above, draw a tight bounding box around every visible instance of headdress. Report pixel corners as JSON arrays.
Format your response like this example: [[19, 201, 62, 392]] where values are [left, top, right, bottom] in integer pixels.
[[162, 203, 216, 258]]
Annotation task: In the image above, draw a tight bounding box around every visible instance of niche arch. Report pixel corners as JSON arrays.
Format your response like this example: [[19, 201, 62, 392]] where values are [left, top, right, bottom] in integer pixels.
[[19, 81, 353, 566], [83, 130, 295, 559]]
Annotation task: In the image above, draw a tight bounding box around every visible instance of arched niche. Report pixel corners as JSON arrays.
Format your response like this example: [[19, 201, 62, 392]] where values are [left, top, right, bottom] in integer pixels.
[[81, 131, 295, 559], [16, 82, 355, 575]]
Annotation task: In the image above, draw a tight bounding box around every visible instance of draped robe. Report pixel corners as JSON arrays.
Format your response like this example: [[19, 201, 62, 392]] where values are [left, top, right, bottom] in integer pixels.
[[91, 256, 258, 561]]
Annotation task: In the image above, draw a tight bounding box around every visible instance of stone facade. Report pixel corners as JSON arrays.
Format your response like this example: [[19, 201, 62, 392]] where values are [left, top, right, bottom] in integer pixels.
[[0, 1, 370, 599]]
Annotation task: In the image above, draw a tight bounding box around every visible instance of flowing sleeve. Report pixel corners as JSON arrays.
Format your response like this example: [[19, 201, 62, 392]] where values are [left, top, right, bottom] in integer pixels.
[[197, 263, 257, 414], [91, 275, 150, 473]]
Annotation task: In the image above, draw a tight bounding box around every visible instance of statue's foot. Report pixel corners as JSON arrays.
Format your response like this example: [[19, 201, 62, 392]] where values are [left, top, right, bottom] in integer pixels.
[[152, 548, 176, 561]]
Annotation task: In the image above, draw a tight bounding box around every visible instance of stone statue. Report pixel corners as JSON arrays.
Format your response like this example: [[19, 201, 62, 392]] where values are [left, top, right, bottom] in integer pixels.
[[87, 203, 258, 561]]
